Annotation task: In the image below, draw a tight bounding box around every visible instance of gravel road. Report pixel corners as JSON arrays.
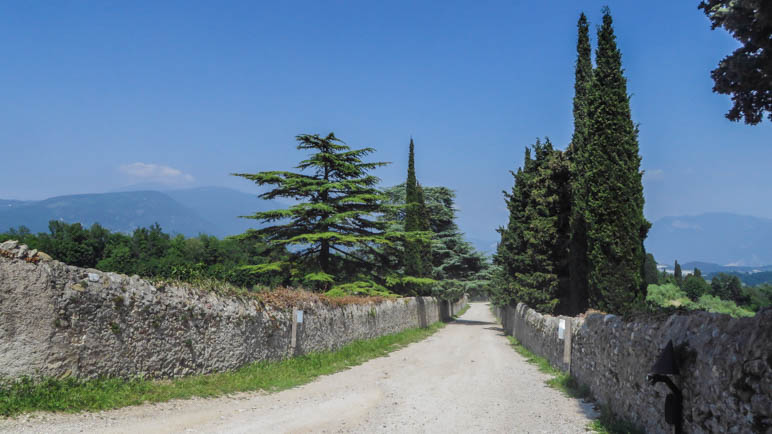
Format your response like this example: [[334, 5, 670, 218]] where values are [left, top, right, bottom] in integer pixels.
[[1, 302, 597, 433]]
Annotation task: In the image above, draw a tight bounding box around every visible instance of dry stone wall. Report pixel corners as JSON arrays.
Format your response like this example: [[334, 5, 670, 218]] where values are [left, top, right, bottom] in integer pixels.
[[494, 303, 771, 433], [0, 241, 466, 381]]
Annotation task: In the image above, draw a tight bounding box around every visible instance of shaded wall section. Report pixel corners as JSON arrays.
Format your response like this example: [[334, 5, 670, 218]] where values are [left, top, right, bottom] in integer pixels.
[[493, 302, 771, 433]]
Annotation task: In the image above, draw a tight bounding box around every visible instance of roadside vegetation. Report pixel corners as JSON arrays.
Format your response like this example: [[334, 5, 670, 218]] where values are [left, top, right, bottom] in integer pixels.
[[645, 262, 770, 317], [0, 322, 445, 417], [504, 335, 643, 434]]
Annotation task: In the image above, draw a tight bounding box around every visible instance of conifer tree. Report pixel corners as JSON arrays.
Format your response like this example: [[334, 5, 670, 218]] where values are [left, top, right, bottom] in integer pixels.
[[495, 140, 571, 313], [568, 12, 593, 314], [674, 260, 683, 288], [404, 139, 432, 279], [643, 253, 659, 286], [583, 8, 650, 312], [415, 183, 433, 275], [381, 183, 487, 300], [233, 133, 391, 291], [494, 148, 532, 307]]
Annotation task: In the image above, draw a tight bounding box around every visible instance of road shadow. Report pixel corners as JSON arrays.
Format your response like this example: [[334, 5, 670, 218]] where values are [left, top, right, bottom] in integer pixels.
[[452, 319, 495, 326], [484, 326, 506, 335]]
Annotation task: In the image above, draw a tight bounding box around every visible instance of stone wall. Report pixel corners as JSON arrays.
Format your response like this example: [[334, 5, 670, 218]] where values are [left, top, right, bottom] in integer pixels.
[[0, 241, 466, 381], [494, 303, 771, 433]]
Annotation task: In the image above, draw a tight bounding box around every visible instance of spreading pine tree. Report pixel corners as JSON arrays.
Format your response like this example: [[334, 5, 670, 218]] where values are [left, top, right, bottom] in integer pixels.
[[583, 8, 651, 312], [233, 133, 391, 291], [567, 12, 593, 314]]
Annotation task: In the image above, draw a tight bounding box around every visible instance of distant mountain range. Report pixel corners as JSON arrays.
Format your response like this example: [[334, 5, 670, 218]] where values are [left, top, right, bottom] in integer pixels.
[[645, 212, 772, 267], [3, 192, 770, 268], [0, 187, 280, 238]]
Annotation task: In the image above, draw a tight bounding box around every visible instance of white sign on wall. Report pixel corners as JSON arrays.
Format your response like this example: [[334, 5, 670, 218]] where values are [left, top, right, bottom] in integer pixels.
[[296, 310, 304, 324], [558, 319, 565, 340]]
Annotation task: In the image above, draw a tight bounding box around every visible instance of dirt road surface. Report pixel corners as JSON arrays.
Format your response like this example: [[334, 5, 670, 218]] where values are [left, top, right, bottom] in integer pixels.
[[1, 302, 597, 433]]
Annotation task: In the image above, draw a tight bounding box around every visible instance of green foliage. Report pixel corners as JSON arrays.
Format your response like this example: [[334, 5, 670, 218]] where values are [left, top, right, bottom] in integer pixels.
[[0, 322, 445, 416], [707, 270, 772, 287], [674, 260, 683, 287], [1, 221, 285, 289], [645, 284, 695, 309], [582, 8, 649, 313], [697, 294, 755, 317], [646, 283, 756, 317], [708, 273, 744, 302], [324, 280, 398, 298], [740, 283, 772, 311], [233, 133, 392, 290], [699, 0, 772, 124], [567, 12, 593, 315], [642, 253, 659, 287], [380, 183, 488, 299], [403, 139, 433, 283], [682, 273, 711, 300], [495, 139, 571, 314]]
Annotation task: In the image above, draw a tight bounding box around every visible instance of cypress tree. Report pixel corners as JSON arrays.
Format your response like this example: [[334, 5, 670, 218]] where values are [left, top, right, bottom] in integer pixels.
[[583, 8, 650, 312], [404, 139, 432, 281], [495, 140, 571, 314], [568, 12, 593, 314], [643, 253, 659, 286], [494, 148, 533, 307], [674, 260, 683, 287]]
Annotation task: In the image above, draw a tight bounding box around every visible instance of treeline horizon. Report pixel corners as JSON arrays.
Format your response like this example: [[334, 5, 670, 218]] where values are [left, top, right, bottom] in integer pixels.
[[0, 157, 491, 300]]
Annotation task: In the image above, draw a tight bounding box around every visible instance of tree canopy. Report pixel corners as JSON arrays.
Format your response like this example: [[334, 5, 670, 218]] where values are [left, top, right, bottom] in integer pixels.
[[494, 139, 571, 314], [699, 0, 772, 124], [233, 133, 393, 290]]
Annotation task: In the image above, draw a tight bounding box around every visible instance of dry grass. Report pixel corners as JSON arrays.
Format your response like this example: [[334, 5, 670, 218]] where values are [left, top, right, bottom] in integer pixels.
[[149, 277, 392, 312]]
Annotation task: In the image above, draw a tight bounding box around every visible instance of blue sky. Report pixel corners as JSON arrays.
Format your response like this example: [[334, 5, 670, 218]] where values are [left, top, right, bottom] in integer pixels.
[[1, 1, 770, 246]]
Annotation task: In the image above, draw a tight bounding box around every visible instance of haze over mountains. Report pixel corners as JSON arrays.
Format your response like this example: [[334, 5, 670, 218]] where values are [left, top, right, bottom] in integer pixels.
[[0, 187, 278, 238], [2, 189, 770, 270], [645, 213, 772, 268]]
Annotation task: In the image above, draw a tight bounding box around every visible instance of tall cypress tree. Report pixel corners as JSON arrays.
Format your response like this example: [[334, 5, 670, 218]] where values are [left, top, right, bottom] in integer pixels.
[[568, 12, 593, 314], [404, 139, 432, 280], [583, 8, 650, 312]]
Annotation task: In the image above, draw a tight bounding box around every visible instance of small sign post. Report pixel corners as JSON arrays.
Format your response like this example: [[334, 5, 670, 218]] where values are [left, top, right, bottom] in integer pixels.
[[558, 319, 566, 340], [290, 309, 304, 355]]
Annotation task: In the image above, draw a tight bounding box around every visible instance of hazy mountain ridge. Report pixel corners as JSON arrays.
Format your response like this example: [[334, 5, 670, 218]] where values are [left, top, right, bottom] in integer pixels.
[[0, 187, 277, 238], [645, 212, 772, 267]]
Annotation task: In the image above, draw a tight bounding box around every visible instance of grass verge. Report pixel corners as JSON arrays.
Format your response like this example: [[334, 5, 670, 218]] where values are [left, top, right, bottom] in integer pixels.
[[452, 303, 471, 319], [505, 336, 643, 434], [0, 322, 445, 417]]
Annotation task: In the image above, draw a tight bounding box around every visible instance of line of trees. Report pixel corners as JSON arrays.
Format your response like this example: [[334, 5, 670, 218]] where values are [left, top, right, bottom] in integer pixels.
[[2, 135, 488, 300], [232, 133, 488, 298], [647, 262, 771, 317], [0, 221, 287, 288], [492, 9, 649, 315]]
